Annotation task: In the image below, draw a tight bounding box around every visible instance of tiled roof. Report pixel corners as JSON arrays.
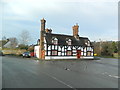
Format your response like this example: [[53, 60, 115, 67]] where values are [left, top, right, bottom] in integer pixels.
[[45, 33, 91, 47]]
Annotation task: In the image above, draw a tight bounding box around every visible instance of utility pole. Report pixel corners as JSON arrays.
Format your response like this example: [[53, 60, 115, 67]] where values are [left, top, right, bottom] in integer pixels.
[[99, 39, 102, 56]]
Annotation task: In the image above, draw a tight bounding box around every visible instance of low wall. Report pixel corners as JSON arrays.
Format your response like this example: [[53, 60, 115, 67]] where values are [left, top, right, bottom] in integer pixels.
[[2, 49, 27, 55]]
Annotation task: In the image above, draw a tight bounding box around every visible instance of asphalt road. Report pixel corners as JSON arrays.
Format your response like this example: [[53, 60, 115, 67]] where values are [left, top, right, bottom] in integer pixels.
[[2, 56, 118, 88]]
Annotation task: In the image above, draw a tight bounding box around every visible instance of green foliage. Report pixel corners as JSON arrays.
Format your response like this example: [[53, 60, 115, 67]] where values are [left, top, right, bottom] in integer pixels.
[[93, 41, 118, 57], [28, 46, 34, 52], [18, 44, 28, 50]]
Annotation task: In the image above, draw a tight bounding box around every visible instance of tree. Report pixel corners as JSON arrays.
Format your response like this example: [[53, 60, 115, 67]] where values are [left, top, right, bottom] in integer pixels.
[[2, 36, 7, 40], [111, 42, 118, 53], [92, 41, 101, 56], [93, 41, 118, 56], [28, 45, 34, 52], [3, 37, 18, 49], [19, 30, 31, 45], [9, 38, 18, 48], [17, 44, 28, 50]]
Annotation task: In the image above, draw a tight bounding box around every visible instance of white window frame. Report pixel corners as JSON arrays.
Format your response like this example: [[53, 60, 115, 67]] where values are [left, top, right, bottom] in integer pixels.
[[52, 37, 58, 45], [66, 39, 72, 45]]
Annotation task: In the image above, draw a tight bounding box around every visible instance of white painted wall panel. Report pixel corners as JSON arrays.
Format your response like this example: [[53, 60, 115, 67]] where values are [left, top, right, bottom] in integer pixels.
[[84, 53, 86, 56], [48, 51, 51, 55], [73, 47, 75, 49], [34, 46, 40, 58], [52, 46, 54, 49], [91, 53, 93, 56], [44, 44, 47, 50], [45, 56, 77, 59], [58, 46, 61, 50], [81, 52, 83, 55], [55, 46, 57, 49], [58, 52, 61, 55], [48, 46, 51, 50], [78, 47, 81, 49], [68, 46, 71, 50], [62, 53, 64, 55], [81, 48, 83, 51]]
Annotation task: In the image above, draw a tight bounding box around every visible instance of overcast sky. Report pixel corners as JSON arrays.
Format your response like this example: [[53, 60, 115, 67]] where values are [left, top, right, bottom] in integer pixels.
[[0, 0, 119, 45]]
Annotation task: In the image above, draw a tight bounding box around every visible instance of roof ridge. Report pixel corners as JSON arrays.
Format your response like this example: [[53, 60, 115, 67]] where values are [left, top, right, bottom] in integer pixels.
[[47, 33, 88, 39]]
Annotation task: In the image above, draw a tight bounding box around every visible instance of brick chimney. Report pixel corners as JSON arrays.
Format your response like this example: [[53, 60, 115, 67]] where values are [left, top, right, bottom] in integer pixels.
[[72, 24, 79, 39], [39, 18, 46, 59]]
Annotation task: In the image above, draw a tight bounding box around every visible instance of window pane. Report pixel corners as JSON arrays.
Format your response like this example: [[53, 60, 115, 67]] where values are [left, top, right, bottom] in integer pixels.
[[52, 50, 57, 55], [66, 51, 72, 55]]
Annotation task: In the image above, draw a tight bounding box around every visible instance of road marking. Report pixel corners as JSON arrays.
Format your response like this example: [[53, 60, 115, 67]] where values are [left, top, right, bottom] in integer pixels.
[[102, 72, 119, 79], [51, 76, 74, 89], [41, 71, 76, 90], [108, 75, 120, 79]]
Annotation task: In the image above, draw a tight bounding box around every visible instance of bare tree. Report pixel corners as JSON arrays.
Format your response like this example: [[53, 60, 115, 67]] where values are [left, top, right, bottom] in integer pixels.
[[4, 37, 18, 49], [2, 36, 7, 40], [10, 38, 18, 48], [19, 30, 31, 45]]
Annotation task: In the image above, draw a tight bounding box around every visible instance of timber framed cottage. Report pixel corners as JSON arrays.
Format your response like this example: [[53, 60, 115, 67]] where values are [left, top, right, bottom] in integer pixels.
[[34, 18, 94, 59]]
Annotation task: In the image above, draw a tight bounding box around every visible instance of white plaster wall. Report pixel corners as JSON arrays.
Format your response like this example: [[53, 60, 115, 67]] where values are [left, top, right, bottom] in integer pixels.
[[81, 52, 83, 55], [48, 46, 51, 50], [91, 53, 94, 56], [78, 47, 81, 49], [73, 47, 75, 49], [81, 56, 94, 59], [45, 56, 77, 59], [68, 46, 71, 50], [48, 51, 51, 55], [34, 46, 40, 58], [44, 44, 47, 50], [58, 46, 61, 50], [45, 56, 94, 59], [52, 45, 54, 49], [58, 52, 61, 55], [84, 53, 86, 56], [62, 48, 64, 51], [55, 46, 57, 49]]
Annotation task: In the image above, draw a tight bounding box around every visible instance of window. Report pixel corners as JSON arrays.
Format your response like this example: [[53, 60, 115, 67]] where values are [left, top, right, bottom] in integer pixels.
[[68, 41, 71, 45], [85, 40, 90, 46], [52, 50, 57, 56], [66, 50, 72, 56], [52, 37, 58, 45], [87, 41, 90, 46], [66, 39, 72, 45], [87, 51, 91, 56]]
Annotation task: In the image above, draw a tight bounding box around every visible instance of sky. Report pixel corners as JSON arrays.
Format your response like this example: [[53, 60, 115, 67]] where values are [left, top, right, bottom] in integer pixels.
[[0, 0, 119, 45]]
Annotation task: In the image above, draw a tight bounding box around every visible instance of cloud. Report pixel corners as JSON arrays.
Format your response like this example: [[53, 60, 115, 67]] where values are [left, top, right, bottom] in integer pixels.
[[1, 0, 118, 43]]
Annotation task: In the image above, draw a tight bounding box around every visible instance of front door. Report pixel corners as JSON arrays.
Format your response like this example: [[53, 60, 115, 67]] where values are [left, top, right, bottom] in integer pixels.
[[77, 50, 81, 59]]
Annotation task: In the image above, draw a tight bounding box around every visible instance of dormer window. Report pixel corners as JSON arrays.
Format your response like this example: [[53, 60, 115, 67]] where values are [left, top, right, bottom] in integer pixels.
[[85, 40, 90, 46], [52, 37, 58, 45], [66, 39, 72, 45], [87, 41, 90, 46]]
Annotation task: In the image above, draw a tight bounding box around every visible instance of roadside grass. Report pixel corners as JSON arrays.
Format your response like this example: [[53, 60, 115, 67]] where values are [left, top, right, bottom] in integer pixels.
[[100, 56, 119, 59]]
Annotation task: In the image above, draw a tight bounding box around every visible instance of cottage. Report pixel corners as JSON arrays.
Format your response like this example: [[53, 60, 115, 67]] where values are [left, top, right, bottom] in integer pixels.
[[34, 18, 94, 59]]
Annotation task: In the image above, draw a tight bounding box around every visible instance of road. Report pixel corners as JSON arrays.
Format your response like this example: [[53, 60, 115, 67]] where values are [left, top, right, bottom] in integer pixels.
[[2, 56, 118, 88]]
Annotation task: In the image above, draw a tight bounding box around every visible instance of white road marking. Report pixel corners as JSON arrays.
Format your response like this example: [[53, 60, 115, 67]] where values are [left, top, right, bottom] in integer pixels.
[[109, 75, 120, 79], [41, 71, 76, 89], [102, 72, 119, 79], [51, 76, 74, 89]]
